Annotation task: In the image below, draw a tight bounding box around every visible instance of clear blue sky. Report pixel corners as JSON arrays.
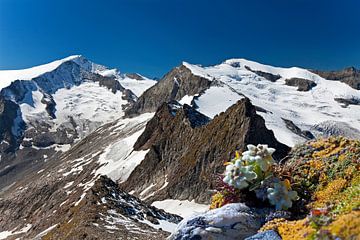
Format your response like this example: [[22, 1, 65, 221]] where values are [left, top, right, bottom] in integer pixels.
[[0, 0, 359, 78]]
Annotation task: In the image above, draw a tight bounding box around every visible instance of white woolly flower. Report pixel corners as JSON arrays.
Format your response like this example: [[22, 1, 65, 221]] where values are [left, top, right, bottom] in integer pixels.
[[267, 180, 298, 210], [223, 160, 257, 189], [242, 144, 276, 172]]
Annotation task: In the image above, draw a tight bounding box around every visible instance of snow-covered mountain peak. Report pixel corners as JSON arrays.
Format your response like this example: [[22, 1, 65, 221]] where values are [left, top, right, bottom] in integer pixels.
[[0, 55, 84, 88], [223, 58, 325, 82], [0, 55, 157, 170], [176, 58, 360, 146]]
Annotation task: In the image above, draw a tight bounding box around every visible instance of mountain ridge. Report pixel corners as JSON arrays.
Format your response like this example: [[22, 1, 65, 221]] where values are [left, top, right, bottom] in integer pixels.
[[0, 55, 359, 239]]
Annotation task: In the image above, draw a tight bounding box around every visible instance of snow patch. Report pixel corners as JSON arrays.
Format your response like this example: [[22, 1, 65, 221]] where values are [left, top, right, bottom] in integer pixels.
[[96, 113, 154, 182], [0, 224, 32, 240], [152, 199, 209, 218]]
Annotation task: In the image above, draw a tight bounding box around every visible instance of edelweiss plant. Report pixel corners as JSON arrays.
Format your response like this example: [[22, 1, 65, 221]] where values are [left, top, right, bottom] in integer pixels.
[[217, 144, 298, 211], [242, 144, 276, 172], [223, 159, 257, 189], [267, 179, 298, 210]]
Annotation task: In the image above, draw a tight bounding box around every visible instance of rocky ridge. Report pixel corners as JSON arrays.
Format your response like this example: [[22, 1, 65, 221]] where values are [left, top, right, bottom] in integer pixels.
[[122, 98, 290, 203]]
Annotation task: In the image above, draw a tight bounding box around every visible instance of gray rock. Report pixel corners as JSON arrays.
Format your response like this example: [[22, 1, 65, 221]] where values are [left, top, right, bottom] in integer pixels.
[[285, 78, 317, 91], [169, 203, 262, 240], [245, 230, 281, 240]]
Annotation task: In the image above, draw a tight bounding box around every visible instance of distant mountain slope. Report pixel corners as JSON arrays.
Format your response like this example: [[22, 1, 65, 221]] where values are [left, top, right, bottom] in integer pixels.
[[0, 56, 156, 190], [177, 59, 360, 146], [311, 66, 360, 90]]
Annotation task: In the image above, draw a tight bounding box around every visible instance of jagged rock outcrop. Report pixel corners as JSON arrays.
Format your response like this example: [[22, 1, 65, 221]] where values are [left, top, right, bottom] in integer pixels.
[[0, 98, 25, 153], [122, 98, 290, 203], [312, 66, 360, 90], [125, 64, 212, 116], [281, 118, 315, 140], [285, 78, 317, 91], [44, 176, 181, 240]]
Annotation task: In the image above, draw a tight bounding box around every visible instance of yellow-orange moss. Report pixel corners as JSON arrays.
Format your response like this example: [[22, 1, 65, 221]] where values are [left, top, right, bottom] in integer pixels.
[[263, 137, 360, 240], [312, 178, 347, 208], [307, 159, 324, 170], [326, 211, 360, 240], [333, 174, 360, 215], [259, 218, 286, 232], [277, 219, 315, 240], [210, 192, 226, 209], [310, 137, 353, 159]]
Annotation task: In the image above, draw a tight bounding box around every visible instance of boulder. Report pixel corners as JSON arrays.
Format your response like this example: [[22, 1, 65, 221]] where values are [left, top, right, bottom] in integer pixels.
[[245, 230, 281, 240], [169, 203, 262, 240]]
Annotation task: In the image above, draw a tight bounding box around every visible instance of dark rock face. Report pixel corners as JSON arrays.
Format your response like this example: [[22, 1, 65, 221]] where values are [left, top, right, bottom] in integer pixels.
[[285, 78, 317, 91], [0, 98, 25, 153], [41, 93, 57, 119], [123, 98, 290, 203], [312, 67, 360, 90], [125, 64, 212, 116], [244, 66, 281, 82], [334, 97, 360, 107], [281, 118, 315, 140], [98, 76, 124, 93]]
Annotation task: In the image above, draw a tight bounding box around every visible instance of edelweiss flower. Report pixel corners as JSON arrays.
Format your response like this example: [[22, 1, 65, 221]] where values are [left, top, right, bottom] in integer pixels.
[[267, 180, 298, 210], [242, 144, 276, 172], [223, 160, 257, 189]]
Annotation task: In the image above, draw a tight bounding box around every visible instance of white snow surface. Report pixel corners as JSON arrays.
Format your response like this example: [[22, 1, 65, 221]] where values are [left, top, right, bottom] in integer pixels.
[[0, 55, 80, 90], [96, 113, 154, 182], [182, 59, 360, 146], [119, 75, 157, 97], [19, 82, 128, 139], [0, 223, 32, 240], [151, 199, 209, 218], [194, 86, 244, 118]]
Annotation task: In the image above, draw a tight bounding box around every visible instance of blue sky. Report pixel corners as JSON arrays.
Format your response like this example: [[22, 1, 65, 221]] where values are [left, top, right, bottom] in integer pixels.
[[0, 0, 359, 78]]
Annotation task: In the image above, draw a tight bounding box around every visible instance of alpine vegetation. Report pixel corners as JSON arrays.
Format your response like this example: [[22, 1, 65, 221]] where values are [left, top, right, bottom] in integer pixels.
[[220, 144, 298, 210]]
